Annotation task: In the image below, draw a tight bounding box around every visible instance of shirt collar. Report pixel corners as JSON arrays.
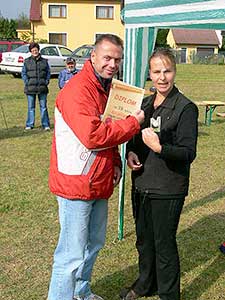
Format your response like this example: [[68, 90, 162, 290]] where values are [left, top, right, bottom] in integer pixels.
[[154, 86, 180, 110], [93, 66, 112, 92]]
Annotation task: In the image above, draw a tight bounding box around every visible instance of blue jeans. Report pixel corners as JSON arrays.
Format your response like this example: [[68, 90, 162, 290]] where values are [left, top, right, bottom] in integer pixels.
[[48, 196, 108, 300], [26, 93, 50, 128]]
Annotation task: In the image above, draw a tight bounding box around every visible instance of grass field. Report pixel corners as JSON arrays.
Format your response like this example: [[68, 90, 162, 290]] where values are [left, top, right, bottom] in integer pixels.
[[0, 64, 225, 300]]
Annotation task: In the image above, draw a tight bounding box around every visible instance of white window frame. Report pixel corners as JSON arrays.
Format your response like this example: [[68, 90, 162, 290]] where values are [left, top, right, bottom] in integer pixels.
[[48, 3, 67, 18], [95, 4, 115, 20], [48, 32, 68, 46]]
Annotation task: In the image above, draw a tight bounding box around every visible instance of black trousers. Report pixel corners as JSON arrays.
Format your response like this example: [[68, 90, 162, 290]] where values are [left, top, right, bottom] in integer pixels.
[[131, 190, 184, 300]]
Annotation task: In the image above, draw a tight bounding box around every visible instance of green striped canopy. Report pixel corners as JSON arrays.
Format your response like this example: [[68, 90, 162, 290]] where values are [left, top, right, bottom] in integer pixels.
[[118, 0, 225, 240], [122, 0, 225, 87]]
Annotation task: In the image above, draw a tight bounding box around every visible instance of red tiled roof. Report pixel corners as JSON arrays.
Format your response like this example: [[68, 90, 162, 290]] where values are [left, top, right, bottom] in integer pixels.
[[30, 0, 41, 21], [171, 29, 219, 46]]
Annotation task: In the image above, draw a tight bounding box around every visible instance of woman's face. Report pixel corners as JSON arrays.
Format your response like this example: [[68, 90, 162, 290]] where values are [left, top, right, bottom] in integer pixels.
[[30, 47, 39, 57], [149, 56, 176, 98]]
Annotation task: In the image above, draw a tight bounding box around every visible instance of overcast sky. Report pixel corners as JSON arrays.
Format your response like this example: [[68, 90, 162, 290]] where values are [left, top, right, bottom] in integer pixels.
[[0, 0, 30, 19]]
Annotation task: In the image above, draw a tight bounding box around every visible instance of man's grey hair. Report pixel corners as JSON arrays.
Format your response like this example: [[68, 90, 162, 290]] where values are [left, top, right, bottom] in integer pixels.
[[94, 34, 123, 50]]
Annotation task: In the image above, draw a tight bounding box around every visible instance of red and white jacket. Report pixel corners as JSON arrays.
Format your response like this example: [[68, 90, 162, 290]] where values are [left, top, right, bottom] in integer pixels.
[[49, 60, 140, 200]]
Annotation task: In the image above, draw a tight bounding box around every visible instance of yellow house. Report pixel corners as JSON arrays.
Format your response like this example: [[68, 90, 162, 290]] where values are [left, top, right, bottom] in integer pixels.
[[16, 29, 31, 41], [30, 0, 124, 50], [167, 28, 220, 63]]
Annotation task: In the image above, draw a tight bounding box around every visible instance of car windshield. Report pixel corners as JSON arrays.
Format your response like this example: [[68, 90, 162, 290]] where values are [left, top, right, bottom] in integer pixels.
[[13, 44, 29, 53], [0, 44, 8, 52], [72, 46, 93, 58], [59, 46, 73, 56], [11, 44, 25, 51]]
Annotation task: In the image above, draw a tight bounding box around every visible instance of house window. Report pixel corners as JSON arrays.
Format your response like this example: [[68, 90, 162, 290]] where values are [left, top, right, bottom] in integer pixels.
[[180, 48, 187, 63], [49, 5, 66, 18], [197, 47, 214, 58], [96, 6, 114, 19], [49, 33, 67, 46]]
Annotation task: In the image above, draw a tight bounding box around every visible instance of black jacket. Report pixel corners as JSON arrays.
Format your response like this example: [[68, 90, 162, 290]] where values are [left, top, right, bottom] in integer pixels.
[[22, 55, 50, 94], [126, 86, 198, 197]]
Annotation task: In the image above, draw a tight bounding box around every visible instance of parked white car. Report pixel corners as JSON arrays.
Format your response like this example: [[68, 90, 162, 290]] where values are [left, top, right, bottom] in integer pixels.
[[0, 43, 73, 77]]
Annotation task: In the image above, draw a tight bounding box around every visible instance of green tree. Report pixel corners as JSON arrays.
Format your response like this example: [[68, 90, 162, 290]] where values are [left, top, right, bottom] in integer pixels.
[[219, 35, 225, 52], [15, 13, 30, 30], [0, 17, 17, 39], [155, 29, 169, 48], [8, 19, 17, 38]]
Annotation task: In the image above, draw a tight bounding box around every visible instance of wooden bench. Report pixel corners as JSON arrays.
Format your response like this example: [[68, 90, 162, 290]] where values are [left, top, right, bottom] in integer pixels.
[[216, 112, 225, 118], [195, 101, 205, 106], [195, 101, 225, 125]]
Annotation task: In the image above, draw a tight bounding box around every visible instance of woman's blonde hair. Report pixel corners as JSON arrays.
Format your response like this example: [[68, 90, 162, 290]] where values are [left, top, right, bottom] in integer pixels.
[[149, 48, 176, 71]]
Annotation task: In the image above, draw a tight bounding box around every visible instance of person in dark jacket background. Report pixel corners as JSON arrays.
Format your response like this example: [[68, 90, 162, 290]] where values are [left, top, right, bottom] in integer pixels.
[[58, 57, 78, 89], [120, 48, 198, 300], [22, 42, 51, 130]]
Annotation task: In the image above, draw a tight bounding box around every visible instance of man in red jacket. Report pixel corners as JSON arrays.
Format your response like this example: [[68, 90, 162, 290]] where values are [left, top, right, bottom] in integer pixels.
[[48, 34, 144, 300]]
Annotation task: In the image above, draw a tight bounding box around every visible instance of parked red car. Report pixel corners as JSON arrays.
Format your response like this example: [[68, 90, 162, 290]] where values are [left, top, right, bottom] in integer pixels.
[[0, 39, 27, 63]]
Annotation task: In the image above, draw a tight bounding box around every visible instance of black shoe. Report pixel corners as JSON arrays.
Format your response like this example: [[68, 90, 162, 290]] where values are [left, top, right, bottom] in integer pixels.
[[120, 286, 158, 299], [146, 289, 158, 297], [119, 288, 140, 300]]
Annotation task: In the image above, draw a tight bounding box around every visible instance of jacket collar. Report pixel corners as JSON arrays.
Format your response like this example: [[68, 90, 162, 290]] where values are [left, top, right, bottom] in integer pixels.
[[31, 54, 41, 61], [93, 69, 112, 92], [82, 60, 111, 93], [153, 86, 180, 110], [65, 68, 78, 74]]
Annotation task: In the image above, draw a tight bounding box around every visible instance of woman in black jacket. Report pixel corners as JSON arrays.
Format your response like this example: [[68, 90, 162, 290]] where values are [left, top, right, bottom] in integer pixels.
[[120, 48, 198, 300], [22, 42, 51, 130]]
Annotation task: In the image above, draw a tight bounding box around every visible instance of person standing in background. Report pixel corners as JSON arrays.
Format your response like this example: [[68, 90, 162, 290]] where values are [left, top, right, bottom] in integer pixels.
[[58, 57, 78, 89], [22, 42, 51, 131]]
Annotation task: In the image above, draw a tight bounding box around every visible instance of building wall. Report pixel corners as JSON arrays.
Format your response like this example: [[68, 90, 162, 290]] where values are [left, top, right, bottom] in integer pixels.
[[167, 30, 218, 63], [178, 45, 218, 63], [167, 29, 176, 48], [31, 0, 124, 50], [16, 29, 32, 41]]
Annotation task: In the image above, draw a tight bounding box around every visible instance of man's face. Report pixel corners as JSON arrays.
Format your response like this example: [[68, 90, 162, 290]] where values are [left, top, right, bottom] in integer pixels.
[[67, 63, 75, 71], [91, 40, 122, 79], [30, 47, 39, 57]]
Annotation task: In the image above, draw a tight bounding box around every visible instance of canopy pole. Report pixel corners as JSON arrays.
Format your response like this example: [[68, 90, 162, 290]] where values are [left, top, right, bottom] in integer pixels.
[[118, 143, 126, 240], [117, 27, 157, 240]]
